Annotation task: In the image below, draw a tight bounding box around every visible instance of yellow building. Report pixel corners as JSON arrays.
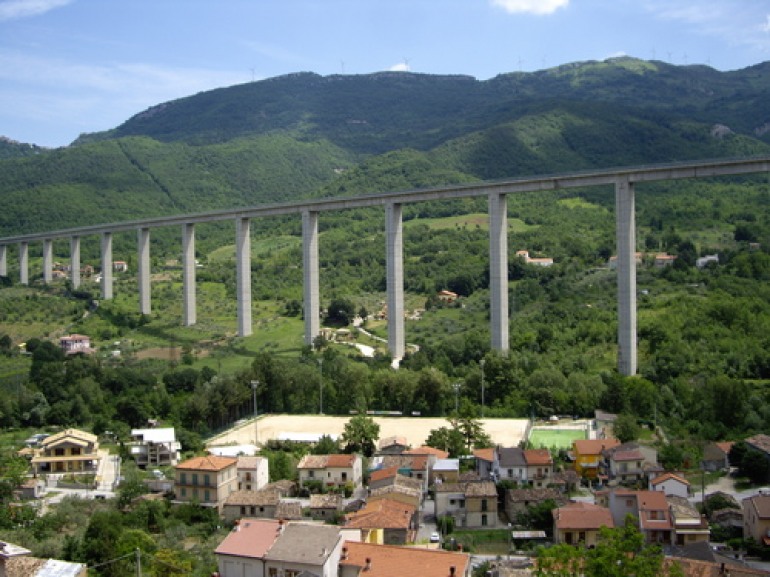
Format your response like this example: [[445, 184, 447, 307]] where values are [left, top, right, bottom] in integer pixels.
[[572, 438, 619, 480], [30, 428, 100, 475]]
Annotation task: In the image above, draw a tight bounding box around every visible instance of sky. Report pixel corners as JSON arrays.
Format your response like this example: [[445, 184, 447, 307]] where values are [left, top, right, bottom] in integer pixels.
[[1, 0, 770, 148]]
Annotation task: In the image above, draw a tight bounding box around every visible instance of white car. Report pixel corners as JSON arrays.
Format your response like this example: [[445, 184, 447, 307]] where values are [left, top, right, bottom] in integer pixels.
[[430, 532, 440, 543]]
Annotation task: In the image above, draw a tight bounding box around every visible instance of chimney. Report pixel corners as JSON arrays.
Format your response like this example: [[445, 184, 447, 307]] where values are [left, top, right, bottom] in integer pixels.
[[450, 566, 456, 576], [365, 557, 372, 571], [233, 520, 240, 532]]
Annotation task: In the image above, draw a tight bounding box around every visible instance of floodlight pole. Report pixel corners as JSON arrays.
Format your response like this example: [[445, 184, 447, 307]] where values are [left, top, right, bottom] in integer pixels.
[[480, 359, 485, 419], [251, 380, 259, 445]]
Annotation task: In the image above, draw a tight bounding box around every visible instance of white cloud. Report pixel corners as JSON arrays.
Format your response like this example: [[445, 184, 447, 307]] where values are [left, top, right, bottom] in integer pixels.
[[763, 14, 770, 34], [490, 0, 568, 15], [0, 0, 72, 22]]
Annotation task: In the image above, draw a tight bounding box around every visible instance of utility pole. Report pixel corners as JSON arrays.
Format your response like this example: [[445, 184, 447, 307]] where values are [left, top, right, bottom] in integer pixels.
[[453, 382, 462, 413], [135, 548, 141, 576], [251, 380, 259, 446], [318, 359, 323, 415]]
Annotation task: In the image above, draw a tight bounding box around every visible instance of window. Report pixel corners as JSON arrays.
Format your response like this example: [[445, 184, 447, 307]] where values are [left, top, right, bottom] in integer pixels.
[[579, 531, 586, 542], [626, 499, 634, 507], [240, 506, 246, 514], [459, 499, 465, 508], [55, 448, 65, 456], [181, 488, 187, 497], [192, 473, 198, 486], [204, 474, 210, 487], [342, 472, 347, 480], [245, 472, 252, 481], [250, 507, 256, 515], [180, 473, 187, 485], [481, 514, 488, 526], [481, 499, 488, 512], [507, 469, 513, 478], [308, 471, 314, 478], [71, 447, 81, 456], [204, 490, 210, 502]]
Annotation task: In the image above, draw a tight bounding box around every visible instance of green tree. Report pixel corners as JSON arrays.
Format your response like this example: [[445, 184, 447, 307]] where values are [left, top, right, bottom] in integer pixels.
[[340, 414, 380, 457], [613, 413, 641, 444], [326, 297, 356, 326], [425, 426, 465, 458]]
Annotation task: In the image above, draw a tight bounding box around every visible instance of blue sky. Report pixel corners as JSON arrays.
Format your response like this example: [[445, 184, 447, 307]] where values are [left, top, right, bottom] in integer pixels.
[[1, 0, 770, 147]]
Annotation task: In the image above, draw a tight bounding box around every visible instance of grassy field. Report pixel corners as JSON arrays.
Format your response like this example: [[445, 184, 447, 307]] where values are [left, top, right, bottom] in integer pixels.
[[527, 426, 587, 450]]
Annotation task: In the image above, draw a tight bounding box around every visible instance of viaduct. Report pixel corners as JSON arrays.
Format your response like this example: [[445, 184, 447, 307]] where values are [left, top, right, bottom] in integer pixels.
[[1, 156, 769, 376]]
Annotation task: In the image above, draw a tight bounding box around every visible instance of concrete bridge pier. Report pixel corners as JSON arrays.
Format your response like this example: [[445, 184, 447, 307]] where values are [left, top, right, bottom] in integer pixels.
[[386, 202, 405, 362], [236, 217, 252, 337], [43, 239, 52, 284], [302, 210, 320, 346], [19, 242, 28, 285], [615, 177, 637, 376], [489, 192, 509, 352], [0, 245, 6, 277], [137, 227, 151, 315], [70, 236, 81, 289], [182, 223, 196, 326], [101, 232, 113, 300]]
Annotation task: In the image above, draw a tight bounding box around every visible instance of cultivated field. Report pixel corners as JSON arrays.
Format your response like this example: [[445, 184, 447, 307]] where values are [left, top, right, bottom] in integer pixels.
[[207, 414, 531, 450]]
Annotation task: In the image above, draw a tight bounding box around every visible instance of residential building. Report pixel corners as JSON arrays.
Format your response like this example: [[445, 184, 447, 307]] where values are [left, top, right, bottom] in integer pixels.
[[494, 447, 527, 483], [344, 498, 416, 545], [743, 494, 770, 543], [606, 447, 646, 483], [237, 455, 269, 492], [59, 334, 94, 355], [30, 428, 100, 475], [654, 253, 677, 267], [310, 493, 343, 522], [516, 250, 554, 266], [297, 454, 363, 491], [696, 254, 719, 268], [377, 436, 408, 455], [473, 447, 495, 480], [223, 490, 280, 523], [113, 260, 128, 272], [667, 495, 710, 547], [435, 480, 498, 529], [215, 520, 345, 577], [129, 427, 181, 468], [338, 541, 471, 577], [553, 501, 614, 546], [606, 489, 673, 545], [523, 449, 553, 488], [572, 438, 620, 480], [174, 454, 238, 513], [372, 454, 430, 493], [650, 472, 690, 498], [433, 458, 460, 484], [701, 441, 733, 472]]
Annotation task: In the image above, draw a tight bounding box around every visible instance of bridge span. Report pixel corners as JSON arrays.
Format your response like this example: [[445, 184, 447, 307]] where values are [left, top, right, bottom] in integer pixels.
[[1, 156, 769, 375]]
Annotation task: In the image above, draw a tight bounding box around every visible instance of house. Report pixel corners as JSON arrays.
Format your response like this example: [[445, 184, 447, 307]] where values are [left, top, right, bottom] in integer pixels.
[[650, 472, 690, 498], [369, 467, 400, 492], [437, 290, 459, 304], [504, 488, 567, 522], [572, 438, 620, 480], [654, 253, 677, 267], [604, 445, 647, 484], [260, 479, 297, 498], [59, 334, 94, 355], [495, 447, 527, 484], [552, 501, 614, 546], [174, 454, 238, 513], [667, 495, 710, 547], [696, 254, 719, 268], [30, 428, 100, 475], [297, 454, 363, 491], [435, 480, 498, 529], [372, 454, 430, 493], [743, 494, 770, 543], [0, 541, 87, 577], [607, 253, 643, 270], [368, 480, 422, 511], [338, 541, 471, 577], [523, 449, 553, 488], [129, 427, 181, 468], [473, 448, 495, 480], [701, 441, 733, 472], [433, 458, 460, 484], [215, 519, 346, 577], [377, 436, 408, 455], [236, 455, 269, 492], [310, 493, 343, 522], [17, 478, 45, 500], [606, 489, 673, 545], [113, 260, 128, 272], [223, 490, 280, 523], [344, 498, 417, 545], [516, 250, 554, 267]]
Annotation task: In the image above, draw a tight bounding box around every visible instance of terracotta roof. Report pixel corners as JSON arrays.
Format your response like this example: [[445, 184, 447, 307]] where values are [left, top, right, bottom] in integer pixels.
[[339, 541, 470, 577], [715, 441, 734, 455], [370, 466, 400, 483], [345, 498, 415, 530], [611, 449, 644, 462], [177, 454, 237, 471], [379, 436, 408, 449], [524, 449, 552, 466], [327, 454, 356, 468], [554, 502, 614, 531], [651, 472, 690, 486], [237, 456, 265, 470], [298, 454, 356, 469], [214, 518, 281, 558], [297, 454, 327, 469], [404, 446, 449, 459], [379, 454, 428, 471], [473, 448, 495, 462], [573, 439, 620, 455], [435, 480, 496, 498]]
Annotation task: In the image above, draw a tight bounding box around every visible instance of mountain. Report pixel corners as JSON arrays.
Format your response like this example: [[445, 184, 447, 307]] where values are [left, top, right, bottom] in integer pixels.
[[2, 56, 770, 239]]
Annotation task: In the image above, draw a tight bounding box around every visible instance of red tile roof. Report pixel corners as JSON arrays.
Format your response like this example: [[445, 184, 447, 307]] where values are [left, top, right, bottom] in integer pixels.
[[344, 498, 415, 530], [473, 448, 495, 463], [554, 502, 614, 531], [214, 518, 281, 558], [524, 449, 553, 466], [370, 466, 400, 483], [651, 472, 690, 486], [177, 455, 237, 471], [326, 454, 356, 468], [339, 541, 469, 577], [573, 439, 620, 456], [404, 446, 449, 459]]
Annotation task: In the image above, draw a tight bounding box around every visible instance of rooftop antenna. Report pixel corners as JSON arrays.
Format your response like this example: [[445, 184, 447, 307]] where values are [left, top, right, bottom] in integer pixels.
[[250, 67, 255, 82]]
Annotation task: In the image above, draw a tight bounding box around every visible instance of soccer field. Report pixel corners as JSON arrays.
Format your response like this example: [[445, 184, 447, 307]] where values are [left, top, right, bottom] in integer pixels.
[[527, 426, 587, 450]]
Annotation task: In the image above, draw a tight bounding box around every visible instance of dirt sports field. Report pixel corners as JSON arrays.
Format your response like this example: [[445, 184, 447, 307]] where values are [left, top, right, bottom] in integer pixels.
[[207, 414, 530, 450]]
